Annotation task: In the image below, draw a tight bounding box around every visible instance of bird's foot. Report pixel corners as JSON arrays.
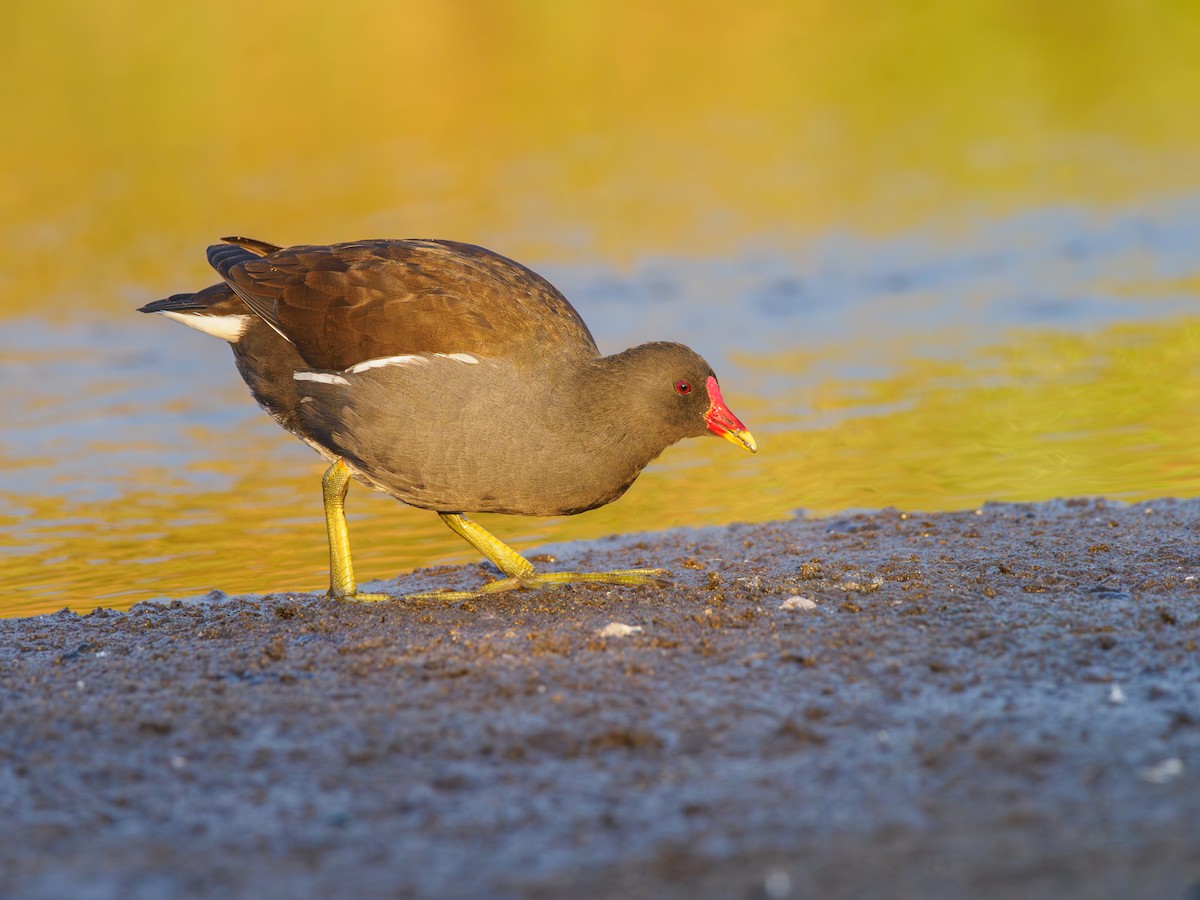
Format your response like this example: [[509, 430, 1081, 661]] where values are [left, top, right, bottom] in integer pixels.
[[328, 588, 393, 603], [407, 567, 671, 602]]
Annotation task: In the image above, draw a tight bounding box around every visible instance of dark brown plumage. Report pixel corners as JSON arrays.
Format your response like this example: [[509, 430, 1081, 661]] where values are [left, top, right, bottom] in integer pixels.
[[141, 237, 756, 600]]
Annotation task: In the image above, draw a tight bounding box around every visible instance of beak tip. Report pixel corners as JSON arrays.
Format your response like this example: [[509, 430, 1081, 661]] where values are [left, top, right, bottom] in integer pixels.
[[718, 427, 758, 454]]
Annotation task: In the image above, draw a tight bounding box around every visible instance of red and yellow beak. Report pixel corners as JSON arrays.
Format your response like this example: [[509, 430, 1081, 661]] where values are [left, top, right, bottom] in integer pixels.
[[703, 376, 757, 453]]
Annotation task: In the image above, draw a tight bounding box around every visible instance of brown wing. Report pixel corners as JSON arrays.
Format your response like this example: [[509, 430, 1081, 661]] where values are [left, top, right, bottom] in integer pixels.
[[208, 238, 599, 370]]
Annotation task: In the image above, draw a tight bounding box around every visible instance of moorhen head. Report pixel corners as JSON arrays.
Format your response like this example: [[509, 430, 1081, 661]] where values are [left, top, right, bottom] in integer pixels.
[[141, 237, 756, 600]]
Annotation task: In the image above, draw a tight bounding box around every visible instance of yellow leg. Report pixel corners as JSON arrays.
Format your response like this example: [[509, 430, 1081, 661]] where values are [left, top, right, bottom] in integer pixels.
[[440, 512, 536, 578], [322, 460, 390, 602], [407, 512, 670, 601]]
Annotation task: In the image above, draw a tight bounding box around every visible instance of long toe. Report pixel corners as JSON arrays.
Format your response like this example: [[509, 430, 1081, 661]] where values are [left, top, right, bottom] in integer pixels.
[[404, 568, 671, 601], [524, 569, 672, 590], [329, 590, 394, 602], [405, 576, 531, 602]]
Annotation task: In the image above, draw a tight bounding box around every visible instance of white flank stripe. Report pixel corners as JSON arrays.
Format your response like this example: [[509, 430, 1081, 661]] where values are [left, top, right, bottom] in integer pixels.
[[346, 354, 428, 374], [160, 311, 249, 343], [435, 352, 480, 364], [293, 371, 350, 386]]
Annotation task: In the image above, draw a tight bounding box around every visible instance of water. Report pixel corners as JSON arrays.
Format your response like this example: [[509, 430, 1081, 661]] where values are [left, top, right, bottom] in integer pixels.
[[3, 1, 1200, 616]]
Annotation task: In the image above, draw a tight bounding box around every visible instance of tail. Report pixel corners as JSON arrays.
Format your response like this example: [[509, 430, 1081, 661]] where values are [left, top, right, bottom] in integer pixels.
[[138, 283, 231, 315], [139, 237, 284, 338]]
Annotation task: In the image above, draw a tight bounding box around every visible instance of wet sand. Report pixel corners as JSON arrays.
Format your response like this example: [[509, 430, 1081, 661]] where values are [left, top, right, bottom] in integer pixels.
[[2, 498, 1199, 899]]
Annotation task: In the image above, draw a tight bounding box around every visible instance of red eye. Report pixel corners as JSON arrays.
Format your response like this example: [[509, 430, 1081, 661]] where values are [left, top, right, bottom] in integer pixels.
[[674, 380, 692, 395]]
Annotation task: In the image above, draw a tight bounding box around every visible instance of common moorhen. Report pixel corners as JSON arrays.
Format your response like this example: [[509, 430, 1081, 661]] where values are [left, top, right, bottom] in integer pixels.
[[140, 238, 757, 601]]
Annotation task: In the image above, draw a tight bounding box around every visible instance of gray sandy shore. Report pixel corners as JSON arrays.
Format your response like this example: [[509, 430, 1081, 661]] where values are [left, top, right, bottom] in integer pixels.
[[2, 499, 1199, 899]]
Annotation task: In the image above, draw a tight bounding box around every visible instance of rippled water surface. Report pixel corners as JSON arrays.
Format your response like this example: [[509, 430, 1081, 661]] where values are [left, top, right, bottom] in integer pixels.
[[4, 2, 1200, 616]]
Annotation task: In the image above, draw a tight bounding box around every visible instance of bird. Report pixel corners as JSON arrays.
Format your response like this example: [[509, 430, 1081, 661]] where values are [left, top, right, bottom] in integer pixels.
[[140, 237, 757, 601]]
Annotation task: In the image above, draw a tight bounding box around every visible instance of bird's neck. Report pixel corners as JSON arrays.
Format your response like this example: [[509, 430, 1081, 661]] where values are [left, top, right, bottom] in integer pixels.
[[561, 345, 679, 462]]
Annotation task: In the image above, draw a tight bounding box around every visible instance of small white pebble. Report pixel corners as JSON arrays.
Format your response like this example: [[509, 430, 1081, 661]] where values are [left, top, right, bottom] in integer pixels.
[[779, 596, 817, 611], [170, 755, 188, 770], [75, 680, 85, 691], [1185, 575, 1196, 582], [1109, 684, 1127, 705], [764, 869, 792, 899], [94, 651, 107, 658], [1138, 757, 1184, 784], [597, 622, 643, 637]]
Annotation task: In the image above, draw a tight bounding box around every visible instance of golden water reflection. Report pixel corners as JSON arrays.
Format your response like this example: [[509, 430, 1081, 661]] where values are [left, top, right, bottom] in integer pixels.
[[4, 2, 1200, 317], [6, 314, 1199, 617]]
